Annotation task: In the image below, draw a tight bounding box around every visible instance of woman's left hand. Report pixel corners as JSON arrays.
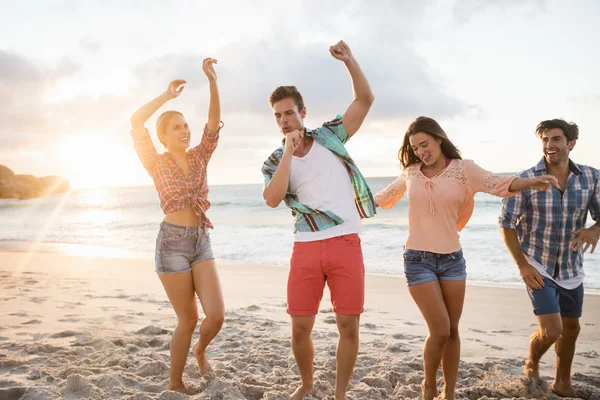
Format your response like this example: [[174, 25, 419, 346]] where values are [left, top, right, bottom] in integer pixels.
[[528, 175, 560, 191], [203, 57, 218, 81]]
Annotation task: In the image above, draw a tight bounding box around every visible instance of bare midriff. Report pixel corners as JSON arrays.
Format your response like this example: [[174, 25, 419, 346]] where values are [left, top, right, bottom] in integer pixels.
[[163, 204, 201, 226]]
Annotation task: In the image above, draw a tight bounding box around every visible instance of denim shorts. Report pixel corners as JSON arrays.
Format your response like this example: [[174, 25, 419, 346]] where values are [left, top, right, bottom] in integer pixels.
[[403, 248, 467, 287], [527, 277, 584, 319], [154, 221, 214, 274]]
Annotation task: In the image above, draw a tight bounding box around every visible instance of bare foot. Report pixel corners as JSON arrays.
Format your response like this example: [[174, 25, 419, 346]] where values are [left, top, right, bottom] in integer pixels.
[[440, 389, 454, 400], [523, 359, 540, 379], [421, 380, 438, 400], [192, 341, 213, 376], [168, 384, 194, 395], [290, 383, 314, 399], [551, 381, 577, 398]]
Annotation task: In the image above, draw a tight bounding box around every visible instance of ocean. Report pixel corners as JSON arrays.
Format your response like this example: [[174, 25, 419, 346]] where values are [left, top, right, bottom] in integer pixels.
[[1, 177, 599, 290]]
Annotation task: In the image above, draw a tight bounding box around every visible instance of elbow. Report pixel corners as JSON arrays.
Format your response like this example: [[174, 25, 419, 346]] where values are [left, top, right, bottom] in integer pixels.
[[262, 190, 280, 208], [365, 93, 375, 106]]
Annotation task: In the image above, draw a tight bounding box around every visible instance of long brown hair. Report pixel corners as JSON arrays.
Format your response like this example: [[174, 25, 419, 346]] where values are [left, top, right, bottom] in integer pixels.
[[398, 116, 462, 168]]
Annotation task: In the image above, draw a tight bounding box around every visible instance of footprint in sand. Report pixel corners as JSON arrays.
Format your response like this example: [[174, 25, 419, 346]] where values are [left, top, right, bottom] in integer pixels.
[[323, 316, 337, 324], [9, 312, 27, 317], [363, 323, 377, 329], [246, 305, 261, 311]]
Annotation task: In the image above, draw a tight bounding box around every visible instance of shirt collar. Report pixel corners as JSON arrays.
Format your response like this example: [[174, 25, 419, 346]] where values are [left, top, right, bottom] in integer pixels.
[[535, 157, 581, 175]]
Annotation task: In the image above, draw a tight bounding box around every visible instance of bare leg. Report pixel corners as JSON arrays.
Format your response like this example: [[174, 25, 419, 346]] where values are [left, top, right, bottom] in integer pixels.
[[334, 314, 360, 400], [191, 259, 225, 375], [551, 317, 580, 397], [290, 315, 316, 399], [158, 272, 198, 394], [409, 281, 450, 400], [524, 313, 562, 379], [439, 280, 466, 400]]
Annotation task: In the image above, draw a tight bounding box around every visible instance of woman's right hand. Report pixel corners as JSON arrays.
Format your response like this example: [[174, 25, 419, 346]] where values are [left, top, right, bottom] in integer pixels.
[[165, 79, 186, 99]]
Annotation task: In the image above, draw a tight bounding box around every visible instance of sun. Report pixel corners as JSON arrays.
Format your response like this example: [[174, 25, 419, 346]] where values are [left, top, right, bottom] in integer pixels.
[[56, 132, 150, 188]]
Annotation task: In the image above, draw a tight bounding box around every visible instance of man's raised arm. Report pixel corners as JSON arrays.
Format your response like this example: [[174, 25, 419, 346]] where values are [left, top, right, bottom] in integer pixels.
[[330, 40, 374, 138]]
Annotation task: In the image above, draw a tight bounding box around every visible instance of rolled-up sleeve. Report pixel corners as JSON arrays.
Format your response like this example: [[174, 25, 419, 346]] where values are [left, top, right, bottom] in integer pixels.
[[131, 127, 159, 175], [499, 191, 528, 229]]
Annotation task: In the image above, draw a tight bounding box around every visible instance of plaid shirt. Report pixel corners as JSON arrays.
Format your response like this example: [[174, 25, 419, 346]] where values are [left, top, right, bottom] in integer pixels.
[[499, 158, 600, 280], [261, 115, 376, 233], [131, 124, 221, 229]]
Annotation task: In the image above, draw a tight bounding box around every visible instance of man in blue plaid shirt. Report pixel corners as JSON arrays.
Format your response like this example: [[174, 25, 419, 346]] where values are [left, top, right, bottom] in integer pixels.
[[499, 119, 600, 397], [262, 40, 375, 400]]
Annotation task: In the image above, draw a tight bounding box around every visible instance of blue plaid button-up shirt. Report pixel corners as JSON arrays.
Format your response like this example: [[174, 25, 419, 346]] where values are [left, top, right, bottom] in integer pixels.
[[261, 115, 376, 233], [499, 158, 600, 280]]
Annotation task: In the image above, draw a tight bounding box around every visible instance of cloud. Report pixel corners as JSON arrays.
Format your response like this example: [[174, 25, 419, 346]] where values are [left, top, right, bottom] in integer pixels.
[[0, 51, 81, 140], [131, 38, 465, 121], [453, 0, 547, 24]]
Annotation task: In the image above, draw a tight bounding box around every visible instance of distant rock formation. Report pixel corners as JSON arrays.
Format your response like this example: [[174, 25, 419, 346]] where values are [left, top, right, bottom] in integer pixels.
[[0, 165, 70, 199]]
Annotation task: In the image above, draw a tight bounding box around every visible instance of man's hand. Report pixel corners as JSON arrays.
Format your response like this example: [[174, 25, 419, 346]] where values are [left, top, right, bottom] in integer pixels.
[[519, 262, 545, 290], [528, 175, 561, 191], [284, 130, 303, 155], [570, 226, 600, 254], [329, 40, 353, 63], [165, 79, 186, 99], [202, 57, 218, 82]]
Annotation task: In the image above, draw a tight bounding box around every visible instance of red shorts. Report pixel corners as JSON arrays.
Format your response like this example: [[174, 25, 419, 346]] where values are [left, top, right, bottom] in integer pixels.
[[287, 233, 365, 316]]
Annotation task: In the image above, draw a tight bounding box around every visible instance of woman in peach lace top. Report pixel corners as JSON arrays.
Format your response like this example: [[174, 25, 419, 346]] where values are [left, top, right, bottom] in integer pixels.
[[374, 117, 558, 400]]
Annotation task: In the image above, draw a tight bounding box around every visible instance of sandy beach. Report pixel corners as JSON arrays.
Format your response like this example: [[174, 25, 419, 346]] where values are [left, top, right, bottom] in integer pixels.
[[1, 246, 599, 399]]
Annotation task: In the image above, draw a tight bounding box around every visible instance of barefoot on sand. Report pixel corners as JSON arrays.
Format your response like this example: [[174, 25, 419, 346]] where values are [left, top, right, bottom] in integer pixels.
[[421, 380, 438, 400], [168, 384, 194, 395], [290, 383, 314, 399], [192, 341, 213, 376], [551, 381, 577, 398], [523, 359, 540, 379]]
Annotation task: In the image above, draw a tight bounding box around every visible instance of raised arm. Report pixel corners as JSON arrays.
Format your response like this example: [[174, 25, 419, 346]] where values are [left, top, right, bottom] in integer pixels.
[[202, 58, 221, 134], [130, 79, 185, 129], [329, 41, 374, 138]]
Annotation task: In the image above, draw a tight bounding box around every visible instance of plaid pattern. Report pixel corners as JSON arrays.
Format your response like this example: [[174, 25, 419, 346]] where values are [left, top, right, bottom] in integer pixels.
[[499, 158, 600, 280], [261, 115, 376, 233], [131, 124, 221, 229]]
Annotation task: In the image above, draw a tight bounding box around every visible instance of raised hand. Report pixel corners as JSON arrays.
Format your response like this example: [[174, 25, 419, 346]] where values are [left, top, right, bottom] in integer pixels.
[[528, 175, 561, 191], [284, 130, 304, 155], [329, 40, 353, 62], [203, 57, 218, 81], [165, 79, 186, 99], [570, 227, 599, 254]]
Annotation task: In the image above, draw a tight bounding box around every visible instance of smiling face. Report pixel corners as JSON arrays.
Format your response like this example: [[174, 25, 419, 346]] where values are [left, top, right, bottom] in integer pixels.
[[272, 97, 305, 135], [541, 127, 575, 166], [159, 114, 191, 152], [409, 131, 443, 166]]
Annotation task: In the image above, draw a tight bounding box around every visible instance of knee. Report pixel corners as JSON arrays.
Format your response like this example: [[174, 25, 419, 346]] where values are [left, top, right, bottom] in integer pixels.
[[178, 315, 199, 332], [292, 324, 313, 343], [429, 325, 451, 343], [562, 321, 581, 340], [206, 311, 225, 329], [449, 325, 460, 339], [540, 326, 562, 343], [337, 321, 359, 343]]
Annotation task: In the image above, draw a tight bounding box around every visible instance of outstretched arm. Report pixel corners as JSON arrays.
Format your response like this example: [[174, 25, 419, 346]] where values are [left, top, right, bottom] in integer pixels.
[[330, 41, 374, 138], [202, 58, 221, 133], [130, 80, 185, 129]]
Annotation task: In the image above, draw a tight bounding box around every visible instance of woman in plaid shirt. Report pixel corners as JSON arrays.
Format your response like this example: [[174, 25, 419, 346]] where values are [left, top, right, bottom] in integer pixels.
[[130, 58, 224, 395]]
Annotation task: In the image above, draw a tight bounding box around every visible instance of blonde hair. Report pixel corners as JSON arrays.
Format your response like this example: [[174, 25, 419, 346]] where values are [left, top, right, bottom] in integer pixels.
[[156, 110, 184, 147]]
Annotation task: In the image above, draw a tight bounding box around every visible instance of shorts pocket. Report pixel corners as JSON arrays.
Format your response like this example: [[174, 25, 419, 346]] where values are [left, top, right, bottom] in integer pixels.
[[449, 249, 464, 260], [341, 234, 361, 247], [403, 249, 424, 263]]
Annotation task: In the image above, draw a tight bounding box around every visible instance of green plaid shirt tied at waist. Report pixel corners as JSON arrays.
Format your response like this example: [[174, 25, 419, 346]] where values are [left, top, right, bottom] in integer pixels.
[[261, 115, 376, 233]]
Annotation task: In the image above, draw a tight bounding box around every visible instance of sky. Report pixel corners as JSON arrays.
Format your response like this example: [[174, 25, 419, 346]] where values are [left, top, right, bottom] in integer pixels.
[[1, 0, 599, 188]]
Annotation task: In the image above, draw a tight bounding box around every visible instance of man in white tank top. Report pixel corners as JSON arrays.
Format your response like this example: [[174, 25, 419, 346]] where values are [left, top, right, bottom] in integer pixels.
[[262, 41, 375, 400]]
